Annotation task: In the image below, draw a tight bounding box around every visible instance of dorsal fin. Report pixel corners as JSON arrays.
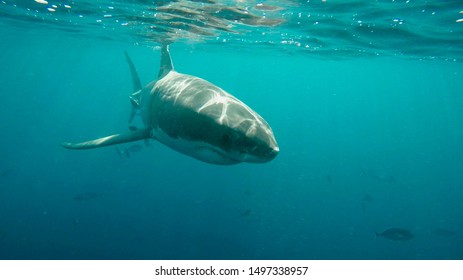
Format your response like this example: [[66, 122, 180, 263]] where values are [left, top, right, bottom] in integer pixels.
[[125, 51, 142, 92], [158, 44, 174, 78]]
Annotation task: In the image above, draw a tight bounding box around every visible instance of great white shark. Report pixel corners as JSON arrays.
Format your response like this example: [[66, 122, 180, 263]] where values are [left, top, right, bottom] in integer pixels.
[[62, 45, 279, 165]]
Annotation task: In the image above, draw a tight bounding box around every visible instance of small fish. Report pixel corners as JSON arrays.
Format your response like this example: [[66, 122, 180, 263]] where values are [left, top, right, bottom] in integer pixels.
[[73, 192, 103, 201], [363, 194, 374, 203], [128, 144, 143, 153], [326, 174, 332, 183], [361, 194, 374, 212], [128, 125, 138, 131], [361, 169, 396, 183], [240, 209, 251, 217], [376, 228, 414, 241], [116, 146, 130, 159], [435, 229, 456, 237]]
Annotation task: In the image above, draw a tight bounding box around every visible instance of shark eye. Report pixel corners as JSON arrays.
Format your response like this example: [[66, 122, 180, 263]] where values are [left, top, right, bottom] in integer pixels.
[[222, 134, 230, 144], [221, 133, 233, 149]]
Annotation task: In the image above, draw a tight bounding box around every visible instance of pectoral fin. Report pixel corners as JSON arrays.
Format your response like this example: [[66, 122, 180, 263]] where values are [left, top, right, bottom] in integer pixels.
[[62, 128, 150, 150]]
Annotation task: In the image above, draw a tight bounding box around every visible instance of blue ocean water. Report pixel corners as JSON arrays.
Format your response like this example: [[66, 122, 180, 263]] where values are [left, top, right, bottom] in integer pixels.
[[0, 0, 463, 260]]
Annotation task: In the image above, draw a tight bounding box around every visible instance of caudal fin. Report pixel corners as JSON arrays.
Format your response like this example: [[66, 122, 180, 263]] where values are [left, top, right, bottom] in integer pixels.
[[125, 51, 142, 92], [125, 52, 143, 124]]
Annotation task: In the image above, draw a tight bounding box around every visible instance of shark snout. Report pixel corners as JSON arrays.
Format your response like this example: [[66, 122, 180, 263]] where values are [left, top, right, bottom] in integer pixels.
[[271, 145, 279, 158], [266, 145, 279, 161], [254, 143, 279, 163], [242, 143, 278, 163]]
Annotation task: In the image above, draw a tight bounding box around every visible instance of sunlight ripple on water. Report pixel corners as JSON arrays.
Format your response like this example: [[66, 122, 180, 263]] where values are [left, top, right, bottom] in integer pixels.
[[1, 0, 462, 61]]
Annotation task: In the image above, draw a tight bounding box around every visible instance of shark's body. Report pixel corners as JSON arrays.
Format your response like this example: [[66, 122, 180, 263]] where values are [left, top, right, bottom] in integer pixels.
[[62, 45, 279, 165]]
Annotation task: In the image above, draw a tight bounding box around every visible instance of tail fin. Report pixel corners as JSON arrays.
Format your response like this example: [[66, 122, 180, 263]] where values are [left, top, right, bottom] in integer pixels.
[[125, 51, 142, 92], [125, 51, 143, 124]]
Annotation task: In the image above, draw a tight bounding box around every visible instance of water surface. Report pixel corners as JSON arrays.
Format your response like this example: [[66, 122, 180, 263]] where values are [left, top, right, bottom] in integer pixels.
[[0, 0, 462, 259]]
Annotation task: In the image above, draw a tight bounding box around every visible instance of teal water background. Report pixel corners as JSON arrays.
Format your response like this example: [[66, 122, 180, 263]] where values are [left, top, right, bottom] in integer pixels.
[[1, 0, 463, 259]]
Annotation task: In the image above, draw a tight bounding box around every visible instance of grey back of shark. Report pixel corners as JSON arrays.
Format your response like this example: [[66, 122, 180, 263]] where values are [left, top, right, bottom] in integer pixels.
[[62, 45, 279, 165]]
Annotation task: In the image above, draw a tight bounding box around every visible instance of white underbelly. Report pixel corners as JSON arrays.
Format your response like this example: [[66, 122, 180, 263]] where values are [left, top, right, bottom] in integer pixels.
[[150, 128, 242, 165]]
